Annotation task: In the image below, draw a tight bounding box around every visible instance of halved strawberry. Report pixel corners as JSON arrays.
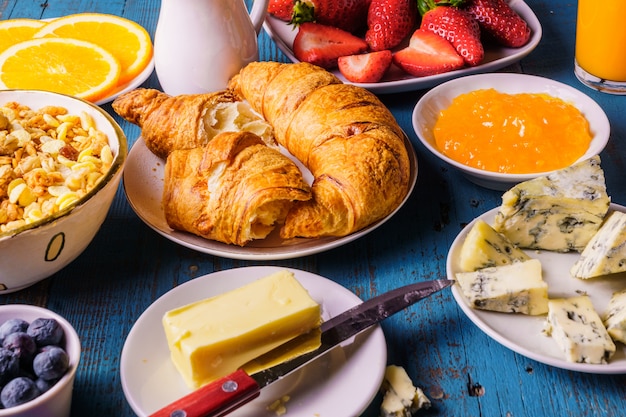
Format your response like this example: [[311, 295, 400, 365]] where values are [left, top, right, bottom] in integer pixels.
[[293, 22, 369, 69], [338, 50, 393, 83], [268, 0, 295, 21], [393, 29, 464, 77]]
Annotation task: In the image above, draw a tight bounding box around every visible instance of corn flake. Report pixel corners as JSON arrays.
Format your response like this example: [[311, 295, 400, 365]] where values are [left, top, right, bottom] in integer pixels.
[[0, 102, 113, 234]]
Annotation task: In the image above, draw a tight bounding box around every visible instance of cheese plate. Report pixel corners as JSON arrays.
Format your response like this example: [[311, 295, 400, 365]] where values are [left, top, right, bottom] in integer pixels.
[[122, 134, 417, 260], [262, 0, 542, 94], [448, 203, 626, 373], [120, 266, 387, 416]]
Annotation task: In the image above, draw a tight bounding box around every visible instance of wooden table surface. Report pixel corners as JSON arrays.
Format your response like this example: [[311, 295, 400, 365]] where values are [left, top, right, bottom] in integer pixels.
[[1, 0, 625, 416]]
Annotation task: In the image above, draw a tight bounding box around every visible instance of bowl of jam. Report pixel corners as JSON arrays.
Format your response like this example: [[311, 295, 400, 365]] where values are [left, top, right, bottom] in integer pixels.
[[412, 73, 610, 190]]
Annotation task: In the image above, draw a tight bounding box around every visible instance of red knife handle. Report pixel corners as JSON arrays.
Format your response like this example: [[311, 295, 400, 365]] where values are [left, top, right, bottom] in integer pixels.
[[149, 369, 261, 417]]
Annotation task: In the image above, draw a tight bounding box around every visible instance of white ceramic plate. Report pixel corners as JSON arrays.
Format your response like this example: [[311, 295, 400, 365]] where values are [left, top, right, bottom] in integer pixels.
[[94, 58, 154, 105], [412, 73, 610, 190], [262, 0, 542, 94], [122, 134, 417, 260], [120, 266, 387, 416], [448, 203, 626, 373]]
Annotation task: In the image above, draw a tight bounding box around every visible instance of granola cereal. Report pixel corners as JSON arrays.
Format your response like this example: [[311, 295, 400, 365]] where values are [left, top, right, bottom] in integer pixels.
[[0, 101, 113, 234]]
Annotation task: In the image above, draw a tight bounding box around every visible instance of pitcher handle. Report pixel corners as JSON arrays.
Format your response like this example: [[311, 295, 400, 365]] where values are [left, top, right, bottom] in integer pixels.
[[249, 0, 270, 35]]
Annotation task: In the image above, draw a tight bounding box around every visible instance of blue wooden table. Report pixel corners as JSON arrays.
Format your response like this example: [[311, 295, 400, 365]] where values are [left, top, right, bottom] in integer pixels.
[[1, 1, 625, 416]]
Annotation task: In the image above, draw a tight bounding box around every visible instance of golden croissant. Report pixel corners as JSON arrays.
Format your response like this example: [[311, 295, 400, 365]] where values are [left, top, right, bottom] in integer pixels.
[[228, 62, 412, 239], [111, 88, 275, 159], [163, 131, 311, 246]]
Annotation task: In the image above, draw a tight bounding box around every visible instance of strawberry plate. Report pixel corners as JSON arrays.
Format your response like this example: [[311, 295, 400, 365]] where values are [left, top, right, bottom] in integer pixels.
[[262, 0, 542, 94]]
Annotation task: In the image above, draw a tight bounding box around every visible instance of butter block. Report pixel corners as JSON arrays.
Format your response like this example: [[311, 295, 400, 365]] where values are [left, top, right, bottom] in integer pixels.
[[543, 295, 616, 364], [493, 156, 610, 253], [604, 289, 626, 344], [455, 259, 548, 315], [571, 211, 626, 279], [459, 219, 531, 272], [162, 270, 321, 388]]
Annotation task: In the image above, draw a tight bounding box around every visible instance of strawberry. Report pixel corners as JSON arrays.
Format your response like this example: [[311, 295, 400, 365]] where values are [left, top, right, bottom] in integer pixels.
[[291, 0, 370, 34], [268, 0, 295, 21], [463, 0, 531, 47], [338, 50, 393, 83], [365, 0, 418, 51], [418, 0, 484, 66], [393, 28, 464, 77], [293, 22, 369, 69]]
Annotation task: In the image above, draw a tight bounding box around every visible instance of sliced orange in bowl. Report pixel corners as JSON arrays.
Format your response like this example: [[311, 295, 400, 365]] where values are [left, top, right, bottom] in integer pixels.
[[34, 13, 153, 85], [0, 37, 121, 102], [0, 19, 46, 54]]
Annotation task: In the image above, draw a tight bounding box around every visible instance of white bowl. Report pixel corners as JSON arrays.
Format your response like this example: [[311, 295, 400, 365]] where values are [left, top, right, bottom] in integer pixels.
[[412, 73, 610, 190], [0, 90, 127, 293], [0, 304, 81, 417]]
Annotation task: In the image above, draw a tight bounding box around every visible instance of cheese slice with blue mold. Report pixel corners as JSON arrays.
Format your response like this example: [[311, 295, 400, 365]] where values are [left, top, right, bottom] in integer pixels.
[[604, 289, 626, 345], [162, 269, 321, 389], [459, 219, 531, 272], [455, 258, 548, 315], [570, 210, 626, 279], [493, 156, 610, 253], [543, 295, 616, 364]]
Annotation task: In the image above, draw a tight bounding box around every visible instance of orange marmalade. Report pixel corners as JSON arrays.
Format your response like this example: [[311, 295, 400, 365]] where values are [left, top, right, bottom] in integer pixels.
[[433, 89, 593, 174]]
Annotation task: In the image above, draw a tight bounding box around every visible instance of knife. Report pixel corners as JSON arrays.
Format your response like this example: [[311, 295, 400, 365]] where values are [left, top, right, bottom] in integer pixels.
[[149, 278, 453, 417]]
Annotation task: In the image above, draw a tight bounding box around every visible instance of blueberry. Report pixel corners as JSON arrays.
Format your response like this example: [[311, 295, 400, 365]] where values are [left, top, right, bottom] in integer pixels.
[[27, 318, 63, 347], [33, 346, 69, 381], [2, 332, 36, 367], [0, 319, 29, 344], [34, 377, 57, 394], [0, 377, 41, 408], [0, 348, 19, 385]]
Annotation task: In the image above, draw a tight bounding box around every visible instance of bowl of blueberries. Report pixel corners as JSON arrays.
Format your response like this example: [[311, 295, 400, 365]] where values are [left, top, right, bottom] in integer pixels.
[[0, 304, 80, 417]]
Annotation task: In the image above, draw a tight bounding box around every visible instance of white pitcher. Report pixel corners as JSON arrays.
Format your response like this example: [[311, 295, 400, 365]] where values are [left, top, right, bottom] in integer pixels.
[[153, 0, 269, 95]]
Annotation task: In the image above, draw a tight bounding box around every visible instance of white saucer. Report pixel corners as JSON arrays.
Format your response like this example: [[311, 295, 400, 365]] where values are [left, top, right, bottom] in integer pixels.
[[448, 204, 626, 373], [120, 266, 387, 416]]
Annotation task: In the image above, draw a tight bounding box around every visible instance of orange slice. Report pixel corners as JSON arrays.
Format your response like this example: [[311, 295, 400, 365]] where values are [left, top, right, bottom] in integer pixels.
[[34, 13, 153, 85], [0, 19, 46, 54], [0, 37, 121, 102]]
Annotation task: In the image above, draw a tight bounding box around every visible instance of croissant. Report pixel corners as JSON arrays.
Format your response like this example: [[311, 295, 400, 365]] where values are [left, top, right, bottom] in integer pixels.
[[111, 88, 275, 159], [163, 131, 311, 246], [228, 62, 411, 239]]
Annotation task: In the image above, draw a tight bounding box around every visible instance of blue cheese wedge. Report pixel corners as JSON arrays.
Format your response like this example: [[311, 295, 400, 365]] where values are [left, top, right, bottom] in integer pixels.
[[543, 295, 616, 364], [455, 259, 548, 315], [570, 211, 626, 279], [380, 365, 430, 417], [459, 219, 531, 272], [603, 289, 626, 344], [493, 156, 610, 253]]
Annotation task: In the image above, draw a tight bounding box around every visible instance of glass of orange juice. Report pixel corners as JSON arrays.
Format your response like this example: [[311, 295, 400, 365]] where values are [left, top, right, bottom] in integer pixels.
[[575, 0, 626, 94]]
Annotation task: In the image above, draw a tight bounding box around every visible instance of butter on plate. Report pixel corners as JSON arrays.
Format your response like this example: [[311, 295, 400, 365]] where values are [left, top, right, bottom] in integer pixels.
[[162, 269, 322, 389]]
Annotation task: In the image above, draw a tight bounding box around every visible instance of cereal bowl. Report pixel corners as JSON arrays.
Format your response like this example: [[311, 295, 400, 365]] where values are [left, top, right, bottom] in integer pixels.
[[412, 73, 610, 190], [0, 304, 81, 417], [0, 90, 127, 292]]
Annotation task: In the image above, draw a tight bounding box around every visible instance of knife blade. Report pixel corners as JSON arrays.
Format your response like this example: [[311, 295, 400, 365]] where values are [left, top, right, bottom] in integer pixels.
[[149, 278, 453, 417]]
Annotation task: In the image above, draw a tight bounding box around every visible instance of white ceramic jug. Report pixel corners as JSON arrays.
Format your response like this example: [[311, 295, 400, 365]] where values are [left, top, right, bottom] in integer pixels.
[[153, 0, 269, 95]]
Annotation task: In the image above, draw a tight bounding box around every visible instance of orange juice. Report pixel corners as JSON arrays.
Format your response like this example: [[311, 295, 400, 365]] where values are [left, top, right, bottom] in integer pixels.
[[575, 0, 626, 82]]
